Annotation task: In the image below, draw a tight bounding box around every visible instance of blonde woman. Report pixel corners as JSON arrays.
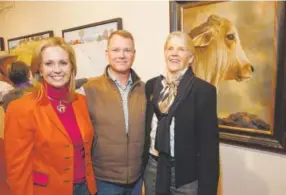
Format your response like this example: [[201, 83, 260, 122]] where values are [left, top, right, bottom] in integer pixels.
[[4, 37, 97, 195], [143, 31, 219, 195]]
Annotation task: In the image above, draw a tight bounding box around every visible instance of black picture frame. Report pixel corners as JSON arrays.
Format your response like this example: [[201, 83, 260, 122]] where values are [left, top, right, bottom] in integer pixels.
[[7, 31, 54, 52], [170, 1, 286, 153], [0, 37, 4, 51], [62, 18, 123, 45]]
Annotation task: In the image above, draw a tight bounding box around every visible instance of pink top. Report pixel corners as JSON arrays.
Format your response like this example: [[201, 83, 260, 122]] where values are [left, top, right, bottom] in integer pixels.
[[46, 83, 86, 184]]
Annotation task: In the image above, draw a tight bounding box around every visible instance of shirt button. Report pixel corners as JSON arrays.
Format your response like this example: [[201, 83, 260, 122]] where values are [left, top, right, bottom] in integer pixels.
[[64, 168, 70, 171], [65, 145, 71, 148], [65, 156, 71, 160], [63, 180, 70, 183]]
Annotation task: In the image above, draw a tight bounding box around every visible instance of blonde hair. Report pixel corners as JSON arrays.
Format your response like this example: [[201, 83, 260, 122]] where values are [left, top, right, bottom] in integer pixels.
[[107, 30, 135, 48], [30, 37, 77, 101], [164, 31, 197, 66]]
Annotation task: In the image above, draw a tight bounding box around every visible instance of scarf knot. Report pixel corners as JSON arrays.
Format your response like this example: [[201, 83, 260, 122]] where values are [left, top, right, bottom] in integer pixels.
[[158, 75, 182, 114]]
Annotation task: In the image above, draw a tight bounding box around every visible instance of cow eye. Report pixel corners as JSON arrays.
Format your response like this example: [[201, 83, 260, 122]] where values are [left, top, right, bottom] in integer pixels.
[[226, 34, 235, 40]]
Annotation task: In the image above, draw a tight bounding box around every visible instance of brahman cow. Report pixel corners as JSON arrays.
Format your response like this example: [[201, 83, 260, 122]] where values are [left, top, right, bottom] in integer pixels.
[[189, 15, 254, 87]]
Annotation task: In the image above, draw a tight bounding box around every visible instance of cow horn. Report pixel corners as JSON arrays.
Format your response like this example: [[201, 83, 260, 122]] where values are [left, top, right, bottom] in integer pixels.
[[208, 15, 222, 26]]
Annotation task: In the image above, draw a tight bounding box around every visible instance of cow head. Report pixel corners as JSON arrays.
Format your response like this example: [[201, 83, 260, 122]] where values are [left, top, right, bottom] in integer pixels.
[[189, 15, 254, 84]]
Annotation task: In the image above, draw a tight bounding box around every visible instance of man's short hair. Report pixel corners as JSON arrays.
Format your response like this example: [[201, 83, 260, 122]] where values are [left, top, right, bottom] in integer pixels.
[[107, 30, 135, 48], [8, 61, 30, 85]]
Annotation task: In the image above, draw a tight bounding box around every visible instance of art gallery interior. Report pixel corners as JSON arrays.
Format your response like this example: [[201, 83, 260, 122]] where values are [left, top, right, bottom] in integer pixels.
[[0, 1, 286, 195]]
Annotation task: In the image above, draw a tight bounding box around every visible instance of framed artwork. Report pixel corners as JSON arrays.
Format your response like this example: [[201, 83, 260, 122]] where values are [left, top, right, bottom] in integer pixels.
[[170, 1, 286, 153], [62, 18, 123, 80], [7, 31, 54, 65], [8, 31, 54, 51], [0, 37, 4, 51], [62, 18, 122, 45]]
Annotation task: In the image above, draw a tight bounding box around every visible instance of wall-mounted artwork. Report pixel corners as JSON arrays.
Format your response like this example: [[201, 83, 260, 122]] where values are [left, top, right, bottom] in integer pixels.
[[7, 31, 54, 65], [62, 18, 123, 80], [63, 18, 122, 45], [0, 37, 4, 51], [170, 1, 286, 153]]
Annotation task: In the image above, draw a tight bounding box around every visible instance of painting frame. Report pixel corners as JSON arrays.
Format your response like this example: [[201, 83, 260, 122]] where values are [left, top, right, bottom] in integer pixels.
[[7, 30, 54, 52], [62, 18, 123, 45], [0, 37, 4, 51], [170, 1, 286, 153]]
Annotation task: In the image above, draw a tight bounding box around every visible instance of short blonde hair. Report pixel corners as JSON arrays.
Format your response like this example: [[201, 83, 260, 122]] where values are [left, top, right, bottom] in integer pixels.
[[164, 31, 197, 66], [107, 30, 135, 48], [30, 37, 77, 101]]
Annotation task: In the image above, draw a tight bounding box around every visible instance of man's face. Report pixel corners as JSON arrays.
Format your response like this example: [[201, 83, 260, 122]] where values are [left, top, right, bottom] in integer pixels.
[[106, 34, 136, 74]]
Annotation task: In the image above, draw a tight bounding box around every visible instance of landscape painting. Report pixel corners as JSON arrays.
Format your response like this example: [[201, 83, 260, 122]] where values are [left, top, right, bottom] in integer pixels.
[[62, 18, 122, 45]]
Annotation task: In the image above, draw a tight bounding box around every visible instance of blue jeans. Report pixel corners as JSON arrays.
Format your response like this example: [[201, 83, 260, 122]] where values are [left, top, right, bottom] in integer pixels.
[[96, 178, 143, 195], [73, 181, 91, 195]]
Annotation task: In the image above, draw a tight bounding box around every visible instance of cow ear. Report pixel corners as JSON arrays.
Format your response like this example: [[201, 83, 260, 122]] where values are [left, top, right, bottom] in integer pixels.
[[191, 29, 213, 47]]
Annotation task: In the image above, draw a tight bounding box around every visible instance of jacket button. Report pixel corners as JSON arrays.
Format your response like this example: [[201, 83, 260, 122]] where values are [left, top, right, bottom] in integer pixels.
[[65, 145, 71, 148], [63, 180, 70, 183], [64, 168, 70, 171], [65, 156, 71, 160]]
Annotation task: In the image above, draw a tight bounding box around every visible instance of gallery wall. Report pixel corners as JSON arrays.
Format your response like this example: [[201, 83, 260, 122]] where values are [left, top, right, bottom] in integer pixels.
[[0, 1, 286, 195]]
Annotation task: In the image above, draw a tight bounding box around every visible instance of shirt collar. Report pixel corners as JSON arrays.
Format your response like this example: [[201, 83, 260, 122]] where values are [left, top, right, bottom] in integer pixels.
[[107, 67, 133, 86], [161, 67, 188, 81]]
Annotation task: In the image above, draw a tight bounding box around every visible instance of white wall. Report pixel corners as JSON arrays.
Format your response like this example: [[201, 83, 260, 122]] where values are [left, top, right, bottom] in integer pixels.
[[1, 1, 286, 195], [0, 1, 168, 81]]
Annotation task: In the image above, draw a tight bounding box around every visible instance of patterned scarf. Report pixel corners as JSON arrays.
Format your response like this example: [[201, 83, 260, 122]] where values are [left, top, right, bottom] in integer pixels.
[[158, 70, 186, 114]]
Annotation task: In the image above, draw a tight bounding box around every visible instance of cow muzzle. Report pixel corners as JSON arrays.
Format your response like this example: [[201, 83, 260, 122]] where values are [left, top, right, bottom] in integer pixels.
[[236, 64, 254, 81]]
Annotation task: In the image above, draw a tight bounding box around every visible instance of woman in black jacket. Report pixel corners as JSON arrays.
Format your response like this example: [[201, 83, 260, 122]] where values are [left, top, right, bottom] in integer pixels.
[[143, 31, 219, 195]]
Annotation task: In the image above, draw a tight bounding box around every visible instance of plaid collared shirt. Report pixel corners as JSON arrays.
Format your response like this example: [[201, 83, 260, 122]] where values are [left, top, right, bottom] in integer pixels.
[[108, 68, 133, 134]]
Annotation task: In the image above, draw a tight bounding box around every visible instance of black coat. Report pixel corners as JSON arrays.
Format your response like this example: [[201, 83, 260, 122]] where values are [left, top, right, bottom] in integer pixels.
[[143, 73, 219, 195]]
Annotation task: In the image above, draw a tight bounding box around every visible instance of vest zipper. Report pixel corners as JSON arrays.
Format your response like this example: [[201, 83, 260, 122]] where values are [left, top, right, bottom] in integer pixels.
[[126, 133, 129, 183], [125, 80, 139, 184]]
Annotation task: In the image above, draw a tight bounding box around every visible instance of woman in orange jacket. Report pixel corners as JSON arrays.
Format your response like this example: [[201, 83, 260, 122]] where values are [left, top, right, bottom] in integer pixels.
[[4, 37, 97, 195]]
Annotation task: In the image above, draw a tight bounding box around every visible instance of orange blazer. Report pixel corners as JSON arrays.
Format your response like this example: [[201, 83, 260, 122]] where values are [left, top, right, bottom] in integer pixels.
[[4, 93, 97, 195]]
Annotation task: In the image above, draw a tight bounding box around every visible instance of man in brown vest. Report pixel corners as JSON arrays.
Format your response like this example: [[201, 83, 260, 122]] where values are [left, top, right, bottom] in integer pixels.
[[83, 30, 146, 195]]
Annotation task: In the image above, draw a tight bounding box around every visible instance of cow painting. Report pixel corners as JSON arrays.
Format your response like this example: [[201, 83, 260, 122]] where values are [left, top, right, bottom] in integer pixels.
[[189, 15, 254, 87]]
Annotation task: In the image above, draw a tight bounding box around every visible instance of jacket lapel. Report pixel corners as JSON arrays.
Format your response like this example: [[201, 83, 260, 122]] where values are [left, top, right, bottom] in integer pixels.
[[43, 102, 71, 141], [72, 95, 87, 142], [40, 94, 88, 142]]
